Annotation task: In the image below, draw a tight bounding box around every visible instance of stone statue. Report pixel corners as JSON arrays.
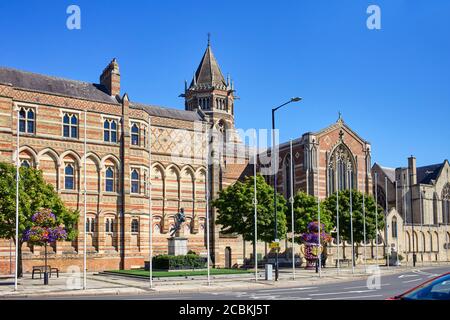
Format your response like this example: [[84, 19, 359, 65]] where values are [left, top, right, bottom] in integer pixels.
[[170, 208, 186, 237]]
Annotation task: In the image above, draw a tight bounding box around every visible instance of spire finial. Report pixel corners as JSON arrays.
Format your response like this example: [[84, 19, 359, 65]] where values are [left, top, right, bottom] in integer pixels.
[[207, 32, 211, 47], [337, 111, 343, 123]]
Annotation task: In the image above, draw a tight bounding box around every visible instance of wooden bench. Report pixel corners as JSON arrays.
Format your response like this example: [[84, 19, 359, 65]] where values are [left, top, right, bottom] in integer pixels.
[[335, 259, 351, 268], [32, 266, 59, 279]]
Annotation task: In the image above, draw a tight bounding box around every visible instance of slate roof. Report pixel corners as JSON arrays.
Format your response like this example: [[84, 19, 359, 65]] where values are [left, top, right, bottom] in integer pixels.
[[189, 44, 227, 89], [379, 165, 396, 183], [131, 103, 203, 122], [0, 66, 119, 104], [417, 163, 444, 184]]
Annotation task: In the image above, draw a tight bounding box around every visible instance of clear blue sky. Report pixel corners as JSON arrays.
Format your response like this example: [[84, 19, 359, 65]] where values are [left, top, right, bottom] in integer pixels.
[[1, 0, 449, 168]]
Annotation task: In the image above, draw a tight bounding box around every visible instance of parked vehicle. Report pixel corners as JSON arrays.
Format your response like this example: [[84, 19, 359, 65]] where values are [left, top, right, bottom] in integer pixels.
[[388, 272, 450, 300]]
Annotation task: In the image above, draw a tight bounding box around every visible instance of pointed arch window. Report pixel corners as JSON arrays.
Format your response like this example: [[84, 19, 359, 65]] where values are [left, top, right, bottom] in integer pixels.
[[392, 217, 398, 238], [20, 160, 31, 168], [433, 193, 439, 225], [105, 167, 115, 192], [131, 169, 140, 194], [105, 218, 114, 233], [327, 144, 356, 194], [442, 184, 450, 225], [131, 123, 140, 146], [19, 107, 35, 134], [64, 163, 75, 190], [63, 113, 78, 138], [104, 119, 118, 143]]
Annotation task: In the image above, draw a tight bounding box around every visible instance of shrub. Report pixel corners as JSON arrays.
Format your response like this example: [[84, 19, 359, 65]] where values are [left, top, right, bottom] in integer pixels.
[[152, 254, 207, 270]]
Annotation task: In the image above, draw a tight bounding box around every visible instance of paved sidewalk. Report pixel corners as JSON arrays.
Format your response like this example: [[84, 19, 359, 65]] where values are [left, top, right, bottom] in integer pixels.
[[0, 263, 447, 298]]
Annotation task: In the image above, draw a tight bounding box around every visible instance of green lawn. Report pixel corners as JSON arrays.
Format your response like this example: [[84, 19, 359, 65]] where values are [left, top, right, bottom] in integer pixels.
[[106, 268, 252, 278]]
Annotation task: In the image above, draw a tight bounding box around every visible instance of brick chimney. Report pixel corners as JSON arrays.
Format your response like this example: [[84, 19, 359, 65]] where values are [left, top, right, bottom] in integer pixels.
[[408, 156, 417, 185], [100, 58, 120, 97]]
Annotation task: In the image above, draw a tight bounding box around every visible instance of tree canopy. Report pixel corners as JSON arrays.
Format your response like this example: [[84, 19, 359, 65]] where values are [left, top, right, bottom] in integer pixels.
[[213, 174, 287, 244], [286, 191, 334, 244], [322, 189, 384, 244]]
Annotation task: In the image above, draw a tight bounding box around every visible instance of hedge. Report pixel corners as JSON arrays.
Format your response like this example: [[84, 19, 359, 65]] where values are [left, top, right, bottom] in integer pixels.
[[152, 254, 207, 270]]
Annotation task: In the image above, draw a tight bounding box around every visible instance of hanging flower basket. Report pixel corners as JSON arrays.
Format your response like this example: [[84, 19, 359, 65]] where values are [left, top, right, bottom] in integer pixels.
[[300, 221, 332, 270], [22, 209, 68, 284]]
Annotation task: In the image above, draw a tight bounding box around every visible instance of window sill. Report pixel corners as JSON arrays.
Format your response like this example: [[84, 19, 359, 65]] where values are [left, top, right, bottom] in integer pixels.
[[61, 189, 78, 194], [61, 137, 80, 142], [103, 192, 120, 196], [102, 141, 120, 146], [19, 132, 36, 137]]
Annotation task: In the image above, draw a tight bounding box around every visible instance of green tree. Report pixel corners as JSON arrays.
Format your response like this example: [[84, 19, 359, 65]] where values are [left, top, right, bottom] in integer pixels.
[[0, 162, 79, 277], [286, 191, 333, 243], [323, 189, 384, 257], [212, 174, 287, 255]]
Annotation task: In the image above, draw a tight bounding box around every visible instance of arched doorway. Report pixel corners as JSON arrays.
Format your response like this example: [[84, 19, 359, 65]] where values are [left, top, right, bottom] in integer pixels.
[[225, 247, 232, 269]]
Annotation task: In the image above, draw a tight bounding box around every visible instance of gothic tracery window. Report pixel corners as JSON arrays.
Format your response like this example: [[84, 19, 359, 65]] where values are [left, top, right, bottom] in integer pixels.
[[327, 144, 355, 194], [442, 184, 450, 225]]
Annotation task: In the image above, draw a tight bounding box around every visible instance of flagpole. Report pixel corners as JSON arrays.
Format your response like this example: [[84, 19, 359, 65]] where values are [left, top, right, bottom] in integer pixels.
[[336, 161, 340, 275], [419, 189, 424, 266], [395, 180, 399, 267], [83, 110, 87, 290], [253, 131, 258, 282], [375, 172, 379, 266], [14, 106, 20, 291], [385, 177, 389, 268], [349, 170, 355, 274], [403, 172, 409, 267], [289, 139, 295, 280], [363, 173, 367, 272], [148, 116, 153, 288], [426, 191, 432, 266], [205, 126, 211, 286], [316, 145, 321, 277]]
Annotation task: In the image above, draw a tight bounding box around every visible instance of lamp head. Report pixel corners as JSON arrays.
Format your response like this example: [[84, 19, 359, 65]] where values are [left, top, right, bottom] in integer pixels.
[[291, 97, 302, 102]]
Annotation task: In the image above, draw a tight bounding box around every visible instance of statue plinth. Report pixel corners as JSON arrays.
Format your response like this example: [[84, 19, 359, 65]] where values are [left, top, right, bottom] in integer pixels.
[[168, 237, 188, 256]]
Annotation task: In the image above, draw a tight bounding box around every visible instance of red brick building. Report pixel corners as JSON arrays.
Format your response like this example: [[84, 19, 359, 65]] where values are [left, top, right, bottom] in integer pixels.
[[0, 42, 249, 275]]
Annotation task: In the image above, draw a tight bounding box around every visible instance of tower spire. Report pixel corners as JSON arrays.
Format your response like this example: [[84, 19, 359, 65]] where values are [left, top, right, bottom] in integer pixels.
[[207, 32, 211, 47]]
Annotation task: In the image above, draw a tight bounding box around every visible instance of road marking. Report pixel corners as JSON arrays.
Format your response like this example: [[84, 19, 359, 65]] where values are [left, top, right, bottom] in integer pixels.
[[403, 278, 423, 284], [258, 287, 318, 293], [309, 289, 376, 297], [343, 284, 391, 290], [412, 269, 438, 278], [399, 274, 419, 278], [318, 294, 383, 300]]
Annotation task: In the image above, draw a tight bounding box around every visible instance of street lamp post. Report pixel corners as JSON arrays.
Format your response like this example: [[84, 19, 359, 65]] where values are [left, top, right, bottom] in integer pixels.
[[271, 97, 302, 281]]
